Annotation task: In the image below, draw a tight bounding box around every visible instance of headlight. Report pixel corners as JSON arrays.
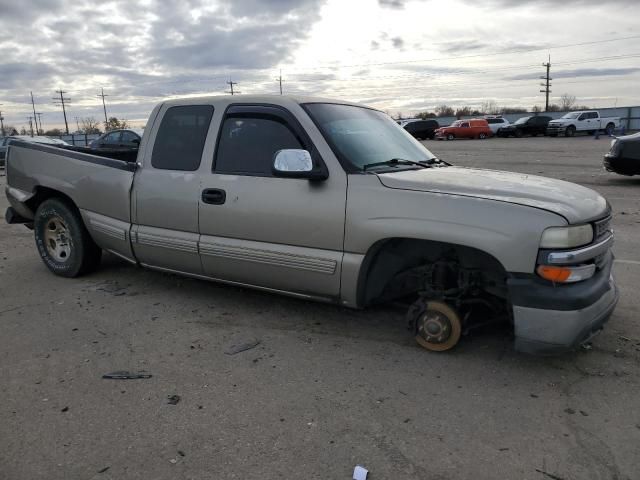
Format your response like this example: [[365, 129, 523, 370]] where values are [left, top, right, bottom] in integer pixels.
[[540, 225, 593, 249]]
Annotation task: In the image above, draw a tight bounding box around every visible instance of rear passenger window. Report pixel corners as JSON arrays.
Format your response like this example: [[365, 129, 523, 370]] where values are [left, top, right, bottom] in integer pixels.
[[215, 116, 304, 176], [151, 105, 214, 171]]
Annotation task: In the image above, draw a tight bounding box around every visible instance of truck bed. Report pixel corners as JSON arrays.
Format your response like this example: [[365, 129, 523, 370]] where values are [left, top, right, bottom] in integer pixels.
[[5, 140, 135, 225]]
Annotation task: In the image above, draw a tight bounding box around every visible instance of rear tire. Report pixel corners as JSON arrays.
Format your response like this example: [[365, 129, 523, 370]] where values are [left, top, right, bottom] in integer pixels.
[[478, 133, 487, 140], [34, 198, 102, 277], [446, 133, 455, 141], [605, 123, 615, 135]]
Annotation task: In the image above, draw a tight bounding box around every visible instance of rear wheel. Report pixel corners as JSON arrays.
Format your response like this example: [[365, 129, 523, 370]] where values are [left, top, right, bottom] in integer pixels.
[[446, 133, 455, 141], [34, 198, 102, 277], [478, 132, 487, 140], [565, 125, 576, 137], [605, 123, 615, 135]]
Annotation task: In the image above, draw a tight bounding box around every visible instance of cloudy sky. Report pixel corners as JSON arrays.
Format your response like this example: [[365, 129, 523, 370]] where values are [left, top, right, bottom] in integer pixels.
[[1, 0, 639, 131]]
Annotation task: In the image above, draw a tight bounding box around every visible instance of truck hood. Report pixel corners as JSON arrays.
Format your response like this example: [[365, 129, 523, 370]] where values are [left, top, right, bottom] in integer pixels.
[[548, 119, 571, 125], [377, 166, 608, 224]]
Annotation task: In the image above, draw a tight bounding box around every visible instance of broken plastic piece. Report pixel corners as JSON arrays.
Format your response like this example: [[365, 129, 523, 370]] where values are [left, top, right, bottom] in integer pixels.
[[224, 339, 260, 355], [102, 371, 152, 380], [353, 465, 368, 480], [167, 394, 181, 405]]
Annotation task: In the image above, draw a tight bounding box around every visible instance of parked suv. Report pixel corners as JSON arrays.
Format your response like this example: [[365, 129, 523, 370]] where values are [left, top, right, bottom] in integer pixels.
[[402, 119, 440, 140], [498, 116, 552, 138], [435, 119, 492, 140], [485, 116, 510, 135]]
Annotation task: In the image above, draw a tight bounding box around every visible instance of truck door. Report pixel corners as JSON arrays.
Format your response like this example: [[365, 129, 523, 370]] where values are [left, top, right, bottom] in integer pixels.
[[131, 103, 214, 274], [198, 104, 347, 299]]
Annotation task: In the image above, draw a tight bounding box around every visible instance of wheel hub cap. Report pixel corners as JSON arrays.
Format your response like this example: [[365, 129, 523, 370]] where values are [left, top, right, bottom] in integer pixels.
[[418, 310, 451, 344], [44, 217, 71, 262]]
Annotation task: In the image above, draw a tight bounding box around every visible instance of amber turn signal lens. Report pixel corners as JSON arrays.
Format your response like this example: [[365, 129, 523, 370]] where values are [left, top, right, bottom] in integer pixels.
[[537, 265, 572, 283]]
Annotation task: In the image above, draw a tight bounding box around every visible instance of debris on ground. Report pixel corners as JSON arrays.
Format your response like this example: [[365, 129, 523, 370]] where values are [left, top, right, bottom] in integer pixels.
[[535, 468, 566, 480], [224, 339, 260, 355], [102, 371, 152, 380], [167, 394, 181, 405], [97, 466, 110, 474], [178, 450, 185, 457], [61, 406, 69, 412], [564, 408, 576, 415], [353, 465, 368, 480]]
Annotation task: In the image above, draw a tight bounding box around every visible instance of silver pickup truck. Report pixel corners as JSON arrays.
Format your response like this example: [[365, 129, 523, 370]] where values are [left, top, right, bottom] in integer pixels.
[[4, 96, 618, 354]]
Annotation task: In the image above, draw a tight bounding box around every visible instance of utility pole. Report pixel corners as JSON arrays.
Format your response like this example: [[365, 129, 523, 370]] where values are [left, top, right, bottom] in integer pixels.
[[28, 117, 34, 137], [0, 104, 5, 136], [226, 79, 240, 95], [97, 88, 109, 130], [540, 55, 552, 112], [276, 69, 283, 95], [75, 116, 81, 133], [30, 92, 38, 133], [36, 113, 43, 134], [53, 89, 71, 134]]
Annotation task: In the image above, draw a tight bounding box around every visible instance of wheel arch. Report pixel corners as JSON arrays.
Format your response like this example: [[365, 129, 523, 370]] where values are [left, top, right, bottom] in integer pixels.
[[26, 186, 80, 216], [355, 237, 509, 308]]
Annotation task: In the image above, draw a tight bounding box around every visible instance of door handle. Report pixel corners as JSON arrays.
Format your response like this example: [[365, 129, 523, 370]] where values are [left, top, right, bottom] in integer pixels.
[[202, 188, 226, 205]]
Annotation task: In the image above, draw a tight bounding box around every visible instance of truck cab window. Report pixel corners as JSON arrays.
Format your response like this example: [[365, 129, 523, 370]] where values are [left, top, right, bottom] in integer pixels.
[[215, 116, 304, 176], [151, 105, 214, 171]]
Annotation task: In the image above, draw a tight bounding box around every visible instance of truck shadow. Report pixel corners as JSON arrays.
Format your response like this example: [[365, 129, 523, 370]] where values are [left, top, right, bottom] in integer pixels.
[[96, 252, 518, 360]]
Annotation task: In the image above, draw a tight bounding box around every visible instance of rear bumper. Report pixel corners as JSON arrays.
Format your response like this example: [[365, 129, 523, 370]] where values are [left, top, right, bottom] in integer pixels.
[[508, 256, 618, 355]]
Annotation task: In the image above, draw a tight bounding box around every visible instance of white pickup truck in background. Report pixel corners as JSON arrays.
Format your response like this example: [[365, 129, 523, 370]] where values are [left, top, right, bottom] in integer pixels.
[[546, 111, 621, 137]]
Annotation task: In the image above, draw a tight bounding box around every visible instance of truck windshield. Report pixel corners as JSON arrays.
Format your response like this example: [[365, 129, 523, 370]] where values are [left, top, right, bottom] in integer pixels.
[[561, 112, 580, 119], [514, 117, 530, 125], [304, 103, 437, 171]]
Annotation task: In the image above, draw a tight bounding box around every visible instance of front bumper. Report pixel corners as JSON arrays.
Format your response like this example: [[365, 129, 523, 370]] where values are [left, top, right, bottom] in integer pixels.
[[546, 125, 567, 135], [508, 252, 618, 355], [604, 153, 640, 176]]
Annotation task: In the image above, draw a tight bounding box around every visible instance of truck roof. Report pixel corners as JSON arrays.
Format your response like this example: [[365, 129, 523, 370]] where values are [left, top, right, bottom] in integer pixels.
[[160, 94, 370, 110]]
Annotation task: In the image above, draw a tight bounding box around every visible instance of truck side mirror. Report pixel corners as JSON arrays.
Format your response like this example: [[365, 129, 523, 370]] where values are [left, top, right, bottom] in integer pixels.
[[272, 149, 327, 180]]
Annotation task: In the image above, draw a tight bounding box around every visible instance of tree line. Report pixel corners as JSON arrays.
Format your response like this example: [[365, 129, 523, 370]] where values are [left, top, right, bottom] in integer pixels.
[[2, 116, 131, 137], [395, 93, 590, 120]]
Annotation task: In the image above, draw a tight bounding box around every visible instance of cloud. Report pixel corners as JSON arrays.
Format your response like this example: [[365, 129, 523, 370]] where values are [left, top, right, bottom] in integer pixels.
[[391, 36, 404, 49], [508, 67, 640, 81], [0, 0, 327, 126], [378, 0, 406, 8]]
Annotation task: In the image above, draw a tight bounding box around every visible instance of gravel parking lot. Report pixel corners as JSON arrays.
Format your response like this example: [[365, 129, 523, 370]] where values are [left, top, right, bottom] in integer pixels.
[[1, 136, 639, 480]]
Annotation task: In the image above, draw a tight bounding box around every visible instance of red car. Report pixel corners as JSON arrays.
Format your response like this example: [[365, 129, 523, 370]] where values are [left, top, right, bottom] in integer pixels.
[[435, 119, 492, 140]]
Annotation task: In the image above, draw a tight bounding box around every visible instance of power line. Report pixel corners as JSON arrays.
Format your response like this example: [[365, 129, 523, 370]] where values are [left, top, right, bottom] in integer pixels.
[[280, 34, 640, 72], [226, 78, 240, 95], [30, 92, 38, 135], [97, 88, 109, 130], [540, 55, 552, 111], [36, 112, 43, 134], [0, 105, 5, 136], [53, 89, 71, 134]]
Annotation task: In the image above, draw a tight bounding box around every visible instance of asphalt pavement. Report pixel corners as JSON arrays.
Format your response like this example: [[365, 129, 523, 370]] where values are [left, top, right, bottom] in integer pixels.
[[0, 135, 638, 480]]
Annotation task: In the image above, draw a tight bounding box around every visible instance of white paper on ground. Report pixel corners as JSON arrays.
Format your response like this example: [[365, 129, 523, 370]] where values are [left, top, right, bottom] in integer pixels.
[[353, 465, 368, 480]]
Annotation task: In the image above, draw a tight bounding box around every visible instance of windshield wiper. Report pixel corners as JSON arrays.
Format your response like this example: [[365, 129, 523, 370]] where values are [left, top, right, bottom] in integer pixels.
[[363, 158, 433, 171]]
